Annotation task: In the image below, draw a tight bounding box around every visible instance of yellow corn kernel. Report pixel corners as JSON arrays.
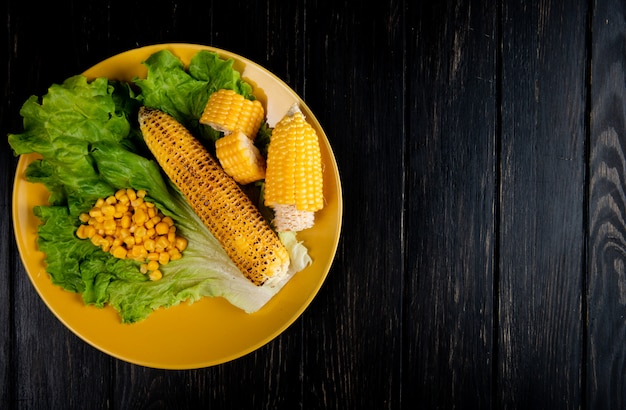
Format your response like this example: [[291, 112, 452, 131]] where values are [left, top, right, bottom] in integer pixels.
[[126, 188, 137, 201], [135, 225, 147, 238], [95, 198, 105, 208], [111, 246, 127, 259], [167, 231, 176, 245], [89, 208, 103, 218], [143, 238, 156, 252], [149, 270, 163, 281], [215, 130, 266, 185], [140, 263, 149, 274], [199, 89, 264, 138], [105, 195, 117, 205], [131, 197, 144, 207], [133, 209, 147, 225], [162, 216, 174, 226], [131, 244, 147, 259], [264, 104, 324, 232], [103, 219, 116, 233], [79, 213, 90, 223], [137, 189, 147, 198], [83, 225, 96, 239], [174, 236, 188, 252], [146, 252, 160, 261], [123, 236, 136, 248], [139, 106, 289, 286], [158, 252, 170, 266], [169, 248, 182, 261], [90, 234, 104, 247], [155, 221, 169, 236], [76, 224, 88, 239], [115, 203, 128, 215], [146, 260, 160, 272], [155, 236, 169, 252]]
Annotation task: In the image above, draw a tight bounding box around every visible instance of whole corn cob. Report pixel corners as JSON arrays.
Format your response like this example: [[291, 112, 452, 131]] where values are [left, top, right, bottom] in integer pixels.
[[215, 130, 266, 185], [138, 106, 290, 286], [200, 89, 265, 139], [264, 104, 324, 232]]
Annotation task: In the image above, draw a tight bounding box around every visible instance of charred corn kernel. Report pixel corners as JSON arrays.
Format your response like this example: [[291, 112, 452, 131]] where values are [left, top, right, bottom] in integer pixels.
[[139, 106, 289, 286], [215, 130, 266, 185], [200, 89, 265, 138], [149, 270, 163, 281], [264, 104, 324, 232], [75, 187, 188, 281]]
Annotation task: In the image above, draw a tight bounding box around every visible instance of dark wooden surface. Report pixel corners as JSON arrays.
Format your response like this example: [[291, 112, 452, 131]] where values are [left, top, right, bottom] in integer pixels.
[[2, 0, 626, 408]]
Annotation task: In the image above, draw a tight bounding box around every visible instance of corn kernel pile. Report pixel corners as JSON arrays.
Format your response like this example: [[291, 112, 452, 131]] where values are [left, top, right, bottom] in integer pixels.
[[75, 188, 188, 281]]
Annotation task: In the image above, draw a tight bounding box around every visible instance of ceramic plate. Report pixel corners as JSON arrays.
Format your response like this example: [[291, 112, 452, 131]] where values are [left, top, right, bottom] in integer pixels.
[[12, 43, 342, 369]]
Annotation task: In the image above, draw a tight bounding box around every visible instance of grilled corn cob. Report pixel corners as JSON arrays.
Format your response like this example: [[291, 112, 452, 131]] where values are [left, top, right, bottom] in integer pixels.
[[138, 106, 290, 286], [200, 89, 264, 139], [264, 104, 324, 232], [215, 130, 266, 185]]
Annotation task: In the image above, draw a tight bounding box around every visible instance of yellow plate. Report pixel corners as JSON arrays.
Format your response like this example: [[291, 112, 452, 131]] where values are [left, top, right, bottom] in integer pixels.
[[12, 43, 342, 369]]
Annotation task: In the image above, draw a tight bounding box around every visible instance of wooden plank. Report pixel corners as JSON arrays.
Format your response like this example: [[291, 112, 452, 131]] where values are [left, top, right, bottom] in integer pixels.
[[588, 0, 626, 407], [297, 1, 405, 407], [0, 141, 17, 407], [405, 1, 497, 407], [498, 0, 586, 406]]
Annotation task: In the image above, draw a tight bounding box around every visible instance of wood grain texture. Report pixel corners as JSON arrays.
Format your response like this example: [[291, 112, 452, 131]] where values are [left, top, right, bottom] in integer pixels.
[[5, 0, 626, 408], [499, 0, 587, 407], [406, 1, 497, 407], [588, 0, 626, 407], [299, 1, 406, 407]]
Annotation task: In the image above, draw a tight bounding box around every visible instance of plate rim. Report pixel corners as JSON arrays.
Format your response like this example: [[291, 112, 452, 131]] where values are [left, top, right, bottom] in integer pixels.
[[11, 43, 343, 369]]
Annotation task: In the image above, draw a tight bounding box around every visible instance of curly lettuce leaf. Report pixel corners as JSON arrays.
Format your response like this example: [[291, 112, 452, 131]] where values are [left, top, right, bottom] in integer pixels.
[[134, 49, 256, 143]]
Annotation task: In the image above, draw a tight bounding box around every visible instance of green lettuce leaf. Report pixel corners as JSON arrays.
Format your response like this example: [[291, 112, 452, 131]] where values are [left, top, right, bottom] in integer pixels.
[[134, 49, 256, 143]]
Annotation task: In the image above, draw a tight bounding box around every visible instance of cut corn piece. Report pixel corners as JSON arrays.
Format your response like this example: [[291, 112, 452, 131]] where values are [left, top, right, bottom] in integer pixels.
[[264, 104, 324, 232], [138, 106, 290, 286], [216, 130, 266, 185], [200, 89, 264, 138]]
